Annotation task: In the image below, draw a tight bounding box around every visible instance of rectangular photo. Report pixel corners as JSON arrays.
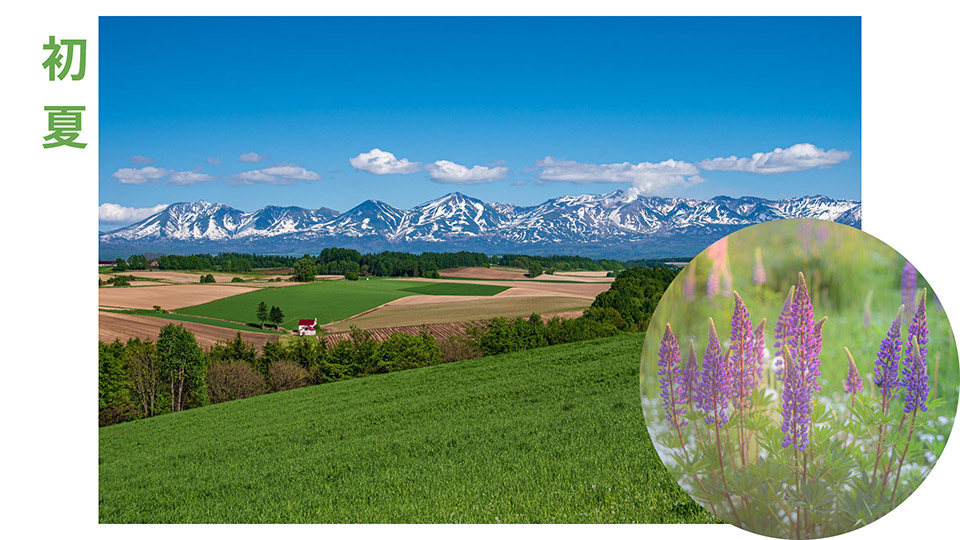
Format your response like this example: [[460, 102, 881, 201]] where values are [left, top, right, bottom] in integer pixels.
[[97, 16, 861, 523]]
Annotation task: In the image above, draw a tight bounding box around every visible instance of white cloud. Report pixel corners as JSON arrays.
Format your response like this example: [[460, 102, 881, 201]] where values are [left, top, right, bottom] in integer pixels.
[[233, 165, 322, 185], [98, 203, 169, 225], [698, 143, 852, 174], [260, 165, 321, 181], [130, 155, 156, 166], [167, 171, 216, 185], [535, 157, 703, 193], [349, 148, 421, 174], [426, 160, 508, 184], [207, 157, 222, 165], [239, 152, 269, 163], [112, 166, 169, 185]]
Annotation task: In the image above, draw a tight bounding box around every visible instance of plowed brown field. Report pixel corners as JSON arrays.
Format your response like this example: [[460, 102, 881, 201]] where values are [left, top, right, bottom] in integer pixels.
[[99, 311, 279, 349], [99, 284, 261, 310]]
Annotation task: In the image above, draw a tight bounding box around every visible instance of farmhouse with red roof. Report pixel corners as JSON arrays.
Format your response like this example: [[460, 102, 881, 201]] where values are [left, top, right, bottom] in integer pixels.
[[298, 318, 318, 336]]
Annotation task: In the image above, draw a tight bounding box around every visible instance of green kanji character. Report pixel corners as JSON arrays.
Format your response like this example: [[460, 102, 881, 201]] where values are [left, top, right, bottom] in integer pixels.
[[43, 106, 87, 149], [42, 36, 86, 81]]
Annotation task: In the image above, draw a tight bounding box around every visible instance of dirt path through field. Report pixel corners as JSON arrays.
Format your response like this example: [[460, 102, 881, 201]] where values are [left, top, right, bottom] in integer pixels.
[[99, 311, 279, 349]]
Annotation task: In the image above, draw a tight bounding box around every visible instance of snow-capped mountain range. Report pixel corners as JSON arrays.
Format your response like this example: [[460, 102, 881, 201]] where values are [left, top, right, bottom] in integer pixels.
[[99, 191, 862, 259]]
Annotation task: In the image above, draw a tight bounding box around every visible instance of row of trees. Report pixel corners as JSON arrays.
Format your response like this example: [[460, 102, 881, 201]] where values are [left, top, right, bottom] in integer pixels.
[[109, 249, 643, 278], [255, 302, 284, 329], [99, 325, 447, 426]]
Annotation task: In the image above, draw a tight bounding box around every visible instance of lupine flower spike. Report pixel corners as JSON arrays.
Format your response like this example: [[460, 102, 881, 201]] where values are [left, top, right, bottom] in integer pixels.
[[753, 246, 766, 285], [843, 347, 863, 396], [788, 272, 822, 393], [843, 347, 863, 412], [874, 305, 905, 402], [870, 304, 906, 483], [780, 272, 821, 452], [780, 346, 812, 452], [697, 318, 730, 427], [773, 285, 796, 380], [682, 340, 700, 408], [902, 290, 929, 414], [730, 292, 756, 410], [658, 323, 686, 429], [752, 318, 766, 382]]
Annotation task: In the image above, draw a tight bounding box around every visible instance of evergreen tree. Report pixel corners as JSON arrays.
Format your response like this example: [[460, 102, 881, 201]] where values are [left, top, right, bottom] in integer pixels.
[[256, 301, 268, 328], [269, 305, 285, 328]]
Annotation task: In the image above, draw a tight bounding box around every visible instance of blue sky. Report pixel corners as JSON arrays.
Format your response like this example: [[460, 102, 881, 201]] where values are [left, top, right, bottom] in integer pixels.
[[99, 16, 860, 229]]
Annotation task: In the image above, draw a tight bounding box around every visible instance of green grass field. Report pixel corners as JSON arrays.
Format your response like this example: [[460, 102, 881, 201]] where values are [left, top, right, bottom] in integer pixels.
[[397, 282, 508, 296], [177, 279, 508, 330], [110, 310, 284, 334], [99, 333, 717, 524]]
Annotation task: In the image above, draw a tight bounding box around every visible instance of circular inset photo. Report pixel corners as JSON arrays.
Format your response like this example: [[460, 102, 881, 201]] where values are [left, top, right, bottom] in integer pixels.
[[639, 219, 957, 538]]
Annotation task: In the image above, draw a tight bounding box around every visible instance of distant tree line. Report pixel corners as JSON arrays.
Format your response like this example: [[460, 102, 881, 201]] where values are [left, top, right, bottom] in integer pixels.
[[106, 249, 679, 277]]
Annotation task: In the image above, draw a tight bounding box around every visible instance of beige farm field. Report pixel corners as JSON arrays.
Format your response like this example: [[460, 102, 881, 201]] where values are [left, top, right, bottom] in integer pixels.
[[438, 266, 531, 280], [323, 295, 593, 332], [99, 311, 279, 349]]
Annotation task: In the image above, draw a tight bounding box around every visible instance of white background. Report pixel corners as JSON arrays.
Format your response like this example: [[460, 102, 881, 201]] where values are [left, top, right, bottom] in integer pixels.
[[1, 1, 957, 539]]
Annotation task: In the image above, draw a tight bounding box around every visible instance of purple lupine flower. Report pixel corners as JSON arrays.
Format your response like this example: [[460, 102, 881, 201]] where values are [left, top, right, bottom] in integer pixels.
[[697, 318, 730, 426], [780, 346, 812, 452], [752, 318, 766, 382], [682, 339, 700, 407], [658, 323, 686, 428], [730, 292, 756, 410], [901, 262, 917, 318], [788, 273, 822, 389], [809, 316, 828, 392], [781, 272, 822, 452], [682, 259, 697, 302], [753, 246, 766, 285], [902, 335, 929, 413], [773, 285, 796, 380], [874, 305, 905, 400], [902, 290, 929, 413], [843, 347, 863, 396]]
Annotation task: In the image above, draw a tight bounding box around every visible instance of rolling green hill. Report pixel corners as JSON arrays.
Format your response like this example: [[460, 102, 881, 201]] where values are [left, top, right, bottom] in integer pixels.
[[99, 333, 717, 524]]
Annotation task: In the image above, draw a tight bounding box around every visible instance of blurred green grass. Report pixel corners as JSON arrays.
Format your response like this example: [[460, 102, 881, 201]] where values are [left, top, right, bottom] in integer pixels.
[[642, 219, 958, 413]]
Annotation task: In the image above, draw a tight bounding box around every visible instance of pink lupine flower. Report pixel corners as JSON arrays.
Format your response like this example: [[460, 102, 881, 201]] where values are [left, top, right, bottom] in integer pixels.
[[843, 347, 863, 396], [753, 246, 766, 285], [683, 259, 697, 302], [901, 262, 917, 318]]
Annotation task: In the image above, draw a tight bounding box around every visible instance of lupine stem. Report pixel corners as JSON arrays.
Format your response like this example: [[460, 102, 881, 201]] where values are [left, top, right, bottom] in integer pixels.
[[890, 408, 919, 504]]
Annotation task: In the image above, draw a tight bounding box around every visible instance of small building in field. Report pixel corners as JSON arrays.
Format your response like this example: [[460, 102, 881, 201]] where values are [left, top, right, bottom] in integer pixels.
[[98, 260, 116, 267], [298, 318, 318, 336]]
